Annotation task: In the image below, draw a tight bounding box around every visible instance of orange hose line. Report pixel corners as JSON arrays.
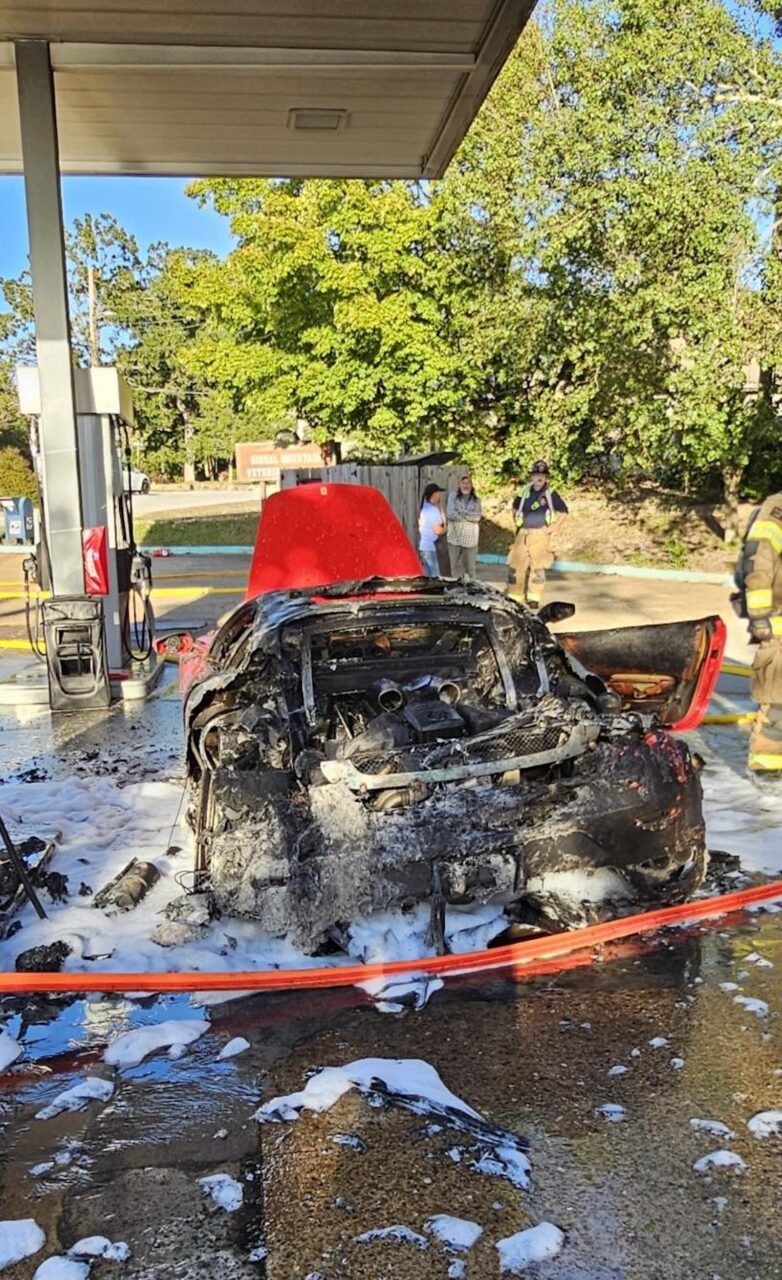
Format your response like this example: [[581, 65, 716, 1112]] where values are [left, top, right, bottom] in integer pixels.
[[2, 879, 781, 996]]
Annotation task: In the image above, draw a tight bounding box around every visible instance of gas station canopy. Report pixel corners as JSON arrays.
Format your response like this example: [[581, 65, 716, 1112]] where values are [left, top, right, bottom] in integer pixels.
[[0, 1, 533, 179]]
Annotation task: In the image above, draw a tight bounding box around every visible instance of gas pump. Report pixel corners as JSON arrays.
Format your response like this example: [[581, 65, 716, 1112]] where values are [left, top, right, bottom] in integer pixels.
[[16, 367, 158, 709]]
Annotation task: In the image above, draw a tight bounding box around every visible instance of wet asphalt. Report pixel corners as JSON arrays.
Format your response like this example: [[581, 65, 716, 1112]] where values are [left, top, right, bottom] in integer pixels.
[[1, 910, 781, 1279], [0, 592, 780, 1278]]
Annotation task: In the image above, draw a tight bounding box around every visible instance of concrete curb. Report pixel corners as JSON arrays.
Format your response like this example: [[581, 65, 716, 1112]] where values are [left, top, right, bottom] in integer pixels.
[[477, 552, 733, 586], [140, 544, 254, 556], [138, 546, 734, 585], [1, 541, 734, 586]]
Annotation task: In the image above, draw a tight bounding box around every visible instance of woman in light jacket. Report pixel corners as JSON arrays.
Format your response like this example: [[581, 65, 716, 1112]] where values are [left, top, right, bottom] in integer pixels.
[[446, 473, 482, 577], [418, 483, 446, 577]]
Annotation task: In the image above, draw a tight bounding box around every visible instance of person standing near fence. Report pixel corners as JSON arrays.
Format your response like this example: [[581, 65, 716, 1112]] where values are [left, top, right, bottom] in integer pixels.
[[418, 483, 446, 577], [507, 460, 569, 609], [446, 473, 482, 577]]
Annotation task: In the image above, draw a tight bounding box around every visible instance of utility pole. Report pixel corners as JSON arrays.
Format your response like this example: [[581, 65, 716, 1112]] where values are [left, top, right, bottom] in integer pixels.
[[87, 264, 99, 365]]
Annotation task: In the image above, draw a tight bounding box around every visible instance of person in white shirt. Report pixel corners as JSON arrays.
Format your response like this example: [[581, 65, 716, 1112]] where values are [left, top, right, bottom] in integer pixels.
[[418, 483, 446, 576], [446, 473, 482, 577]]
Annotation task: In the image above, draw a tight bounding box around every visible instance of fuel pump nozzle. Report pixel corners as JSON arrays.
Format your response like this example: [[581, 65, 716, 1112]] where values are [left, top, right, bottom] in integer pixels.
[[130, 551, 152, 601]]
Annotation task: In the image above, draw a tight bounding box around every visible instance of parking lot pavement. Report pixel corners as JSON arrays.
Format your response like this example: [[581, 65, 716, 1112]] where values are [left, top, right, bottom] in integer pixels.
[[0, 569, 779, 1277], [131, 487, 260, 517], [1, 550, 755, 667], [0, 552, 252, 641], [1, 912, 781, 1279], [478, 561, 755, 664]]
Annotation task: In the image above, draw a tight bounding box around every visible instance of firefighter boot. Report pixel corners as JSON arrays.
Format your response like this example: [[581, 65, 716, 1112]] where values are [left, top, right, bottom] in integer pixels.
[[526, 568, 546, 611], [748, 704, 782, 773], [506, 566, 528, 605]]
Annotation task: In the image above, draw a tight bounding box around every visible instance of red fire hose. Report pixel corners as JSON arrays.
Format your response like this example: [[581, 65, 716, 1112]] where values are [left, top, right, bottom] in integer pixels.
[[2, 879, 780, 996]]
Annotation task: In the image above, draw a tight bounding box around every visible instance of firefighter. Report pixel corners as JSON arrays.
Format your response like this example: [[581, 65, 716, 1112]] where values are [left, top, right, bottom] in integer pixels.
[[507, 460, 569, 609], [742, 492, 782, 773]]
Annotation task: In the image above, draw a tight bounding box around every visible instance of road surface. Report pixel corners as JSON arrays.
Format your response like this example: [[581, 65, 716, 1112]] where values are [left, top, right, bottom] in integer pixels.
[[0, 640, 778, 1278], [131, 488, 260, 518]]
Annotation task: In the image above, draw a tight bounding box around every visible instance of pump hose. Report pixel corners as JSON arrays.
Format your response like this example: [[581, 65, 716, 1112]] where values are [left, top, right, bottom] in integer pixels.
[[116, 416, 154, 663], [23, 565, 46, 662], [2, 877, 781, 995], [123, 585, 154, 662]]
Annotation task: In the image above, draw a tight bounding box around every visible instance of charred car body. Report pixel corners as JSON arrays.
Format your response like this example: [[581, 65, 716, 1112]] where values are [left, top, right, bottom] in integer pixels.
[[180, 485, 724, 952]]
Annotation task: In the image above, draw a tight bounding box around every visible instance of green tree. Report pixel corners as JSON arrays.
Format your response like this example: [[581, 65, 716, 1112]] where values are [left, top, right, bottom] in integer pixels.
[[435, 0, 782, 501], [1, 212, 143, 366], [112, 245, 259, 480], [67, 213, 143, 364], [1, 225, 251, 481], [0, 446, 36, 501], [185, 178, 470, 452], [0, 356, 28, 454]]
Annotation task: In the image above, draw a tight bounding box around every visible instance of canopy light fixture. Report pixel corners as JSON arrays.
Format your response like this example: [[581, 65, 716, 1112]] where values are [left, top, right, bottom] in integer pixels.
[[287, 107, 349, 131]]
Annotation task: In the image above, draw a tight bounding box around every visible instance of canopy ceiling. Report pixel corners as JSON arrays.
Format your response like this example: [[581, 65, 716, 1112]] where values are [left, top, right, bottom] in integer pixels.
[[0, 1, 534, 178]]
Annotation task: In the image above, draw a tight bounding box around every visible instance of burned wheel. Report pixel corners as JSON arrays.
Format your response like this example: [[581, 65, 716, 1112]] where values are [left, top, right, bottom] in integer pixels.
[[192, 766, 301, 922], [623, 839, 708, 906], [193, 770, 216, 888]]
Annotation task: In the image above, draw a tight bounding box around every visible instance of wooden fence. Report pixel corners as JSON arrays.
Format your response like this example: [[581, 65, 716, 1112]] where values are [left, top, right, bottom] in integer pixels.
[[280, 462, 466, 551]]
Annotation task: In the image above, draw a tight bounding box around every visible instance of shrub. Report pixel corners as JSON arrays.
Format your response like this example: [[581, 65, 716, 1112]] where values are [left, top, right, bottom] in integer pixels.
[[0, 446, 37, 501]]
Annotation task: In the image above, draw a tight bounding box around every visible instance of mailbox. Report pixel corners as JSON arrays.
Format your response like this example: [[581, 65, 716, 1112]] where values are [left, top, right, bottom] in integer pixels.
[[1, 496, 34, 544]]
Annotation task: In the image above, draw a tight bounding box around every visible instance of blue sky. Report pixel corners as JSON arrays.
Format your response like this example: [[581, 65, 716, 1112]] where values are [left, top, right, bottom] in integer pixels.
[[0, 176, 236, 280]]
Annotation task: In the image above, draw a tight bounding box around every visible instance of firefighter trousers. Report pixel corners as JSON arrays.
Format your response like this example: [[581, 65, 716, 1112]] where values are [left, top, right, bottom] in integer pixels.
[[749, 637, 782, 772], [507, 528, 554, 607]]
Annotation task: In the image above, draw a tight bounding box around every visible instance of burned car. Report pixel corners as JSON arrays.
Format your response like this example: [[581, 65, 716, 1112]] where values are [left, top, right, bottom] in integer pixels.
[[180, 484, 725, 952]]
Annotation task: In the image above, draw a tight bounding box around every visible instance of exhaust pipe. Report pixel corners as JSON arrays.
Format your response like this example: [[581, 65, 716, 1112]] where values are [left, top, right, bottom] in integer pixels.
[[375, 679, 404, 712], [431, 677, 460, 705], [371, 782, 429, 811]]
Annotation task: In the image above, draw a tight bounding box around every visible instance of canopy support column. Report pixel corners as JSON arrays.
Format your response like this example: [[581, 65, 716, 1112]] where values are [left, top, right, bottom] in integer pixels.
[[15, 39, 84, 595]]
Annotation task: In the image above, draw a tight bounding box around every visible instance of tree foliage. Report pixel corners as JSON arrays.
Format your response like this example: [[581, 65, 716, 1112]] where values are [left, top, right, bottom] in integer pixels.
[[0, 445, 36, 501], [184, 179, 469, 451], [0, 356, 28, 454], [434, 0, 782, 497], [1, 0, 782, 499]]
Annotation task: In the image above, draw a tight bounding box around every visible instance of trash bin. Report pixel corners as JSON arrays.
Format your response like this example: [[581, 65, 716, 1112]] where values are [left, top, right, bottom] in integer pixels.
[[1, 497, 34, 544]]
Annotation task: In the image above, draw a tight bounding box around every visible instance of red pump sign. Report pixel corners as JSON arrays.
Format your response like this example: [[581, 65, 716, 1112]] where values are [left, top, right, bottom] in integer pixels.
[[82, 526, 109, 595]]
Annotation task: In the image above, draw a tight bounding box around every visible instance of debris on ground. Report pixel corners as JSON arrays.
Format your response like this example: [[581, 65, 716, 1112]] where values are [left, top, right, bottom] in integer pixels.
[[35, 1077, 114, 1121], [0, 1218, 45, 1268], [164, 892, 211, 928], [198, 1173, 244, 1212], [151, 919, 208, 948], [496, 1222, 565, 1273], [104, 1018, 210, 1069], [94, 859, 161, 911], [15, 941, 72, 972], [692, 1150, 747, 1174], [747, 1111, 782, 1139]]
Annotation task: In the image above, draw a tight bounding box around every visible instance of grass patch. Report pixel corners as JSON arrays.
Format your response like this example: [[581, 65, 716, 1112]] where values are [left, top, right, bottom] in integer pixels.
[[135, 512, 260, 547], [478, 517, 513, 557]]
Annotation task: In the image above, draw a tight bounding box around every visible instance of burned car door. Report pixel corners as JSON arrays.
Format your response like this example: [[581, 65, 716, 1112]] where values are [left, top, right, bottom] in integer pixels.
[[558, 616, 726, 731]]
